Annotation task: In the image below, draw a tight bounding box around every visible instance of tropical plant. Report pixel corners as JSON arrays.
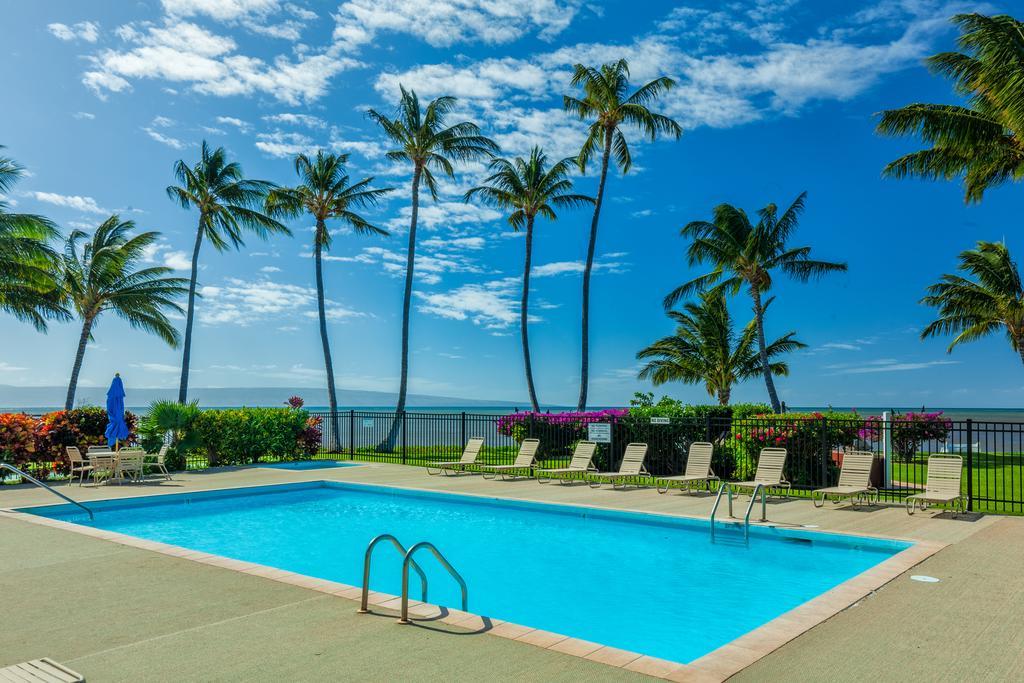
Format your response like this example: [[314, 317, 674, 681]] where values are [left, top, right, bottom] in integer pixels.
[[193, 406, 310, 466], [266, 151, 391, 450], [60, 216, 188, 410], [37, 407, 138, 471], [564, 58, 682, 410], [665, 192, 846, 413], [0, 147, 65, 331], [166, 141, 289, 403], [138, 400, 202, 471], [637, 291, 805, 405], [921, 241, 1024, 364], [858, 412, 953, 463], [876, 13, 1024, 203], [367, 87, 498, 449], [465, 147, 591, 411]]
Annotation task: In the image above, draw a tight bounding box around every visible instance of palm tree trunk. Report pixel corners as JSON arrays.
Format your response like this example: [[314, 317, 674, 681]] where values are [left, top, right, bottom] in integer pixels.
[[64, 315, 94, 411], [751, 287, 782, 413], [315, 222, 342, 452], [577, 130, 613, 411], [522, 215, 540, 412], [177, 222, 204, 404], [718, 386, 731, 406], [380, 166, 422, 452]]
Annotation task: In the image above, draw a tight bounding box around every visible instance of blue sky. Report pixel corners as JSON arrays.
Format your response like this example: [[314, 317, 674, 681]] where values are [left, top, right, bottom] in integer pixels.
[[1, 0, 1020, 408]]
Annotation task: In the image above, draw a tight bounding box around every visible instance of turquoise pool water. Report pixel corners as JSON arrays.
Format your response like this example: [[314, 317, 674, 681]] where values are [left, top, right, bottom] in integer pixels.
[[23, 482, 909, 663], [257, 460, 358, 470]]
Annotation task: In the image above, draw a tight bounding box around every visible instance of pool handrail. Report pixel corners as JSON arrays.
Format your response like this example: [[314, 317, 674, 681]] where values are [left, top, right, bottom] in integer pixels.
[[358, 534, 428, 613], [399, 541, 468, 624], [0, 463, 94, 521], [743, 483, 768, 540], [709, 482, 734, 541]]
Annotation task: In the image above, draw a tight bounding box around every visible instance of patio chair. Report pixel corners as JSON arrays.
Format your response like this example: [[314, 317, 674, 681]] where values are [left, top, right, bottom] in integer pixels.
[[65, 446, 93, 486], [87, 445, 111, 454], [812, 449, 878, 507], [479, 438, 540, 480], [115, 450, 145, 483], [426, 437, 485, 476], [535, 441, 598, 484], [653, 442, 718, 494], [88, 453, 117, 485], [145, 445, 172, 481], [906, 455, 966, 517], [731, 447, 791, 497], [587, 443, 650, 489]]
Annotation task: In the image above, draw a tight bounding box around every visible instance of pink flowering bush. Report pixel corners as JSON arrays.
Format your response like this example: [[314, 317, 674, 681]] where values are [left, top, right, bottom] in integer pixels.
[[858, 412, 952, 463], [497, 409, 627, 461]]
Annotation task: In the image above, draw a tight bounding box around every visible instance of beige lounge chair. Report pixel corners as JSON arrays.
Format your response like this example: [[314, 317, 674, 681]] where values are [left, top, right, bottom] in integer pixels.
[[535, 441, 598, 484], [906, 455, 966, 516], [479, 438, 540, 480], [812, 449, 878, 507], [654, 442, 718, 494], [587, 443, 650, 489], [145, 445, 172, 481], [0, 658, 83, 682], [65, 446, 93, 486], [732, 447, 790, 497], [427, 437, 485, 475]]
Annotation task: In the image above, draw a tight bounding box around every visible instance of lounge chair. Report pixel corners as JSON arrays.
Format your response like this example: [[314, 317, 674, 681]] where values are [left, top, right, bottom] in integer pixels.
[[906, 455, 966, 516], [587, 443, 650, 489], [65, 447, 93, 486], [479, 438, 540, 480], [654, 442, 718, 494], [426, 437, 485, 475], [812, 449, 878, 507], [145, 445, 172, 481], [732, 447, 790, 497], [535, 441, 598, 484]]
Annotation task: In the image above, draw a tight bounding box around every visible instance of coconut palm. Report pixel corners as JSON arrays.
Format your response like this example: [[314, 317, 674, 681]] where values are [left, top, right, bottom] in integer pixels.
[[665, 192, 846, 413], [921, 241, 1024, 365], [876, 13, 1024, 203], [465, 147, 592, 411], [266, 151, 392, 450], [61, 216, 188, 410], [637, 291, 804, 405], [563, 59, 682, 410], [367, 86, 498, 449], [167, 141, 289, 403], [0, 148, 65, 330]]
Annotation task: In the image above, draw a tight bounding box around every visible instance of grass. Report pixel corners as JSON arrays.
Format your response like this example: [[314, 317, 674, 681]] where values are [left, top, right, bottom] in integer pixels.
[[891, 451, 1024, 514]]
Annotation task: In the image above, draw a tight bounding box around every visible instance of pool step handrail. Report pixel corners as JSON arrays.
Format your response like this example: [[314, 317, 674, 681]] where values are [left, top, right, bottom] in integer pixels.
[[399, 541, 468, 624], [358, 534, 428, 613], [0, 463, 93, 521], [743, 484, 768, 541], [709, 482, 734, 541]]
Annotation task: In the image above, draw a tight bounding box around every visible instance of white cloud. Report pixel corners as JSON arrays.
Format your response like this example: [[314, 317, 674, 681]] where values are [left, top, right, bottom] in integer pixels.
[[164, 251, 192, 270], [73, 111, 96, 120], [415, 276, 521, 331], [533, 254, 629, 277], [141, 241, 191, 270], [197, 277, 363, 325], [142, 127, 186, 149], [260, 265, 282, 273], [31, 192, 108, 215], [254, 130, 319, 157], [0, 361, 28, 372], [384, 201, 501, 232], [215, 115, 251, 132], [131, 362, 179, 373], [48, 21, 100, 43], [421, 236, 485, 250], [162, 0, 281, 21], [826, 359, 961, 375], [263, 112, 326, 128]]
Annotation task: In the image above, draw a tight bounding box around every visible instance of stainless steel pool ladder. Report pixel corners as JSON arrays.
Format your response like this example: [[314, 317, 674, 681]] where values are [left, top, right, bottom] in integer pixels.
[[358, 534, 428, 614], [709, 482, 734, 541], [0, 463, 93, 520], [709, 481, 767, 542]]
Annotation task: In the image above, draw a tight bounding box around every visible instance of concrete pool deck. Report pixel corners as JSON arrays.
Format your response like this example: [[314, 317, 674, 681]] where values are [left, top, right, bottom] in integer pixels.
[[2, 461, 1021, 681]]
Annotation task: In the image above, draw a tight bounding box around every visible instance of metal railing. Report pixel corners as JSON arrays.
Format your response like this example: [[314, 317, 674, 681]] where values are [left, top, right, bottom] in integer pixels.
[[709, 482, 734, 541], [358, 534, 427, 614], [743, 484, 768, 541], [0, 463, 93, 520], [399, 541, 468, 624]]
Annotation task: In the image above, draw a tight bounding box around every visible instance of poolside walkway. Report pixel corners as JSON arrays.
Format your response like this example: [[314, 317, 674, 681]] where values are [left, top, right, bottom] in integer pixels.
[[2, 461, 1020, 681]]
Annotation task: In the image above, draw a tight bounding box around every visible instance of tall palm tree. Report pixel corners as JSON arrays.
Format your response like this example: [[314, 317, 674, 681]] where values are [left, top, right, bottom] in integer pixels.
[[167, 141, 289, 403], [266, 151, 392, 450], [876, 13, 1024, 203], [465, 147, 592, 411], [665, 192, 846, 413], [367, 86, 498, 449], [0, 147, 66, 331], [921, 241, 1024, 365], [637, 291, 804, 405], [563, 59, 682, 410], [61, 216, 188, 410]]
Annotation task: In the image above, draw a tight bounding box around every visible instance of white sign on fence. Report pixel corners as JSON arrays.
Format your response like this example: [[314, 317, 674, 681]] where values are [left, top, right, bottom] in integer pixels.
[[650, 417, 670, 425], [588, 422, 612, 443]]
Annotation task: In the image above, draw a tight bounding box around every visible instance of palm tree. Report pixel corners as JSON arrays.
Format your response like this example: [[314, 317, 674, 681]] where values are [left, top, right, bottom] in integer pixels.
[[637, 291, 804, 405], [167, 141, 289, 403], [61, 216, 188, 410], [921, 241, 1024, 365], [876, 13, 1024, 203], [266, 151, 392, 450], [665, 192, 846, 413], [367, 87, 498, 449], [563, 59, 682, 410], [0, 147, 66, 331], [465, 147, 592, 411]]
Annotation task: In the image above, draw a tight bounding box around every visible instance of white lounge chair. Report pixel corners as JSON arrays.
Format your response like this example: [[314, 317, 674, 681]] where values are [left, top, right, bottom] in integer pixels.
[[906, 455, 966, 516], [588, 443, 650, 489], [653, 442, 718, 494], [479, 438, 540, 480], [535, 441, 598, 484], [426, 437, 485, 475], [812, 449, 878, 507], [732, 447, 790, 497]]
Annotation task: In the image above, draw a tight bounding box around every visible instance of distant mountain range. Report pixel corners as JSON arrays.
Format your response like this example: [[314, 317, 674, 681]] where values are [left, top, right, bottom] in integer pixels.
[[0, 385, 522, 411]]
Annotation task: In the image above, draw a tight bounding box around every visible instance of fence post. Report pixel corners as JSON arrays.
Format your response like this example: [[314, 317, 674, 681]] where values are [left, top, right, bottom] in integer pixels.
[[460, 411, 467, 449], [966, 419, 973, 512], [349, 410, 355, 459], [401, 411, 407, 464], [882, 411, 892, 489], [819, 417, 829, 486], [705, 413, 712, 443]]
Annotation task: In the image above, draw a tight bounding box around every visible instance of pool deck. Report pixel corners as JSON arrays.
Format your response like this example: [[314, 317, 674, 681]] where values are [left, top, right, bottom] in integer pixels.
[[2, 461, 1021, 681]]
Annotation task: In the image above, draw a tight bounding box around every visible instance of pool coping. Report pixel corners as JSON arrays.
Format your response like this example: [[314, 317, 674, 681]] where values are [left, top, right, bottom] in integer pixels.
[[1, 480, 947, 682]]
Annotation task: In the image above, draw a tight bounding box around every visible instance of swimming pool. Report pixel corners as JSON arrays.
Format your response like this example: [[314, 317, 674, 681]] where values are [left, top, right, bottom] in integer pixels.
[[22, 481, 910, 663]]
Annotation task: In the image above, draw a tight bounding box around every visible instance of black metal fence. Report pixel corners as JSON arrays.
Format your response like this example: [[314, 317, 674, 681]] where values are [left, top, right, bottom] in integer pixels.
[[304, 411, 1024, 515]]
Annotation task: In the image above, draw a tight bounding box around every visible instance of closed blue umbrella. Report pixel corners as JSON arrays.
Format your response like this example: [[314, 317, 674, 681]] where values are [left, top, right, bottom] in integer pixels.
[[105, 373, 129, 449]]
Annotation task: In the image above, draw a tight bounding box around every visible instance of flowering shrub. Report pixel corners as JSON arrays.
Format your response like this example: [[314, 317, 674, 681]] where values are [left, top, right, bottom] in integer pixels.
[[858, 412, 953, 463], [0, 413, 38, 467], [497, 409, 627, 462], [298, 415, 323, 456], [287, 395, 305, 409], [36, 407, 139, 473], [731, 412, 862, 484]]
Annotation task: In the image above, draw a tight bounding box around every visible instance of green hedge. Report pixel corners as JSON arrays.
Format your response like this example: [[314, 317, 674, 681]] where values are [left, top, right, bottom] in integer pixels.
[[193, 407, 311, 466]]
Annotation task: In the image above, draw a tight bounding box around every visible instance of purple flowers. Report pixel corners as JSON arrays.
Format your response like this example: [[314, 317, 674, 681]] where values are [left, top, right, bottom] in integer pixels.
[[496, 408, 628, 436]]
